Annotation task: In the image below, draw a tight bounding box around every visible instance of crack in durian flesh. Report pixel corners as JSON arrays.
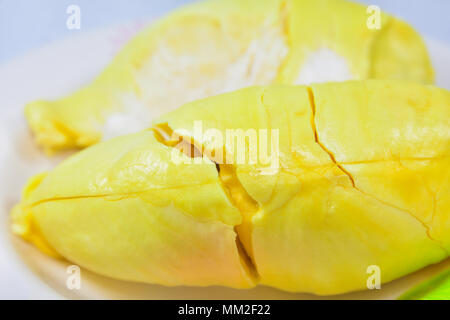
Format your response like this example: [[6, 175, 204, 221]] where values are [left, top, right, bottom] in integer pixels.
[[152, 123, 260, 280], [306, 87, 448, 254]]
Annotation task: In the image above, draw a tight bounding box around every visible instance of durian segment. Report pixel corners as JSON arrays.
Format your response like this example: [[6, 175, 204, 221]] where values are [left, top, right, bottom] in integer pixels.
[[250, 83, 448, 294], [25, 0, 434, 154], [13, 81, 450, 294], [12, 131, 256, 288], [155, 82, 449, 294]]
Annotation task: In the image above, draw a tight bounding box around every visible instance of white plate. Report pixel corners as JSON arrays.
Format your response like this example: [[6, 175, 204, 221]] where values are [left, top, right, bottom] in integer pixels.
[[1, 22, 449, 299]]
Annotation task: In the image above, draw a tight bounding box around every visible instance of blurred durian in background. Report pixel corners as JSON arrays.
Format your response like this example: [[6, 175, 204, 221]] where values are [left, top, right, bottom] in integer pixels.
[[24, 0, 434, 154]]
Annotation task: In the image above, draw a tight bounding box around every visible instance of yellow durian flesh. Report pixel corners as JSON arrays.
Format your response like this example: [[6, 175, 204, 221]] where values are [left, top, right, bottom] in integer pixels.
[[12, 132, 256, 288], [13, 80, 450, 295], [311, 81, 450, 251], [255, 83, 449, 294], [25, 0, 434, 154]]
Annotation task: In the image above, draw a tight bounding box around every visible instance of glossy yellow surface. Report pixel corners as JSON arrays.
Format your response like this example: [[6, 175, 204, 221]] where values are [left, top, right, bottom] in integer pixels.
[[13, 81, 450, 294], [24, 0, 434, 154]]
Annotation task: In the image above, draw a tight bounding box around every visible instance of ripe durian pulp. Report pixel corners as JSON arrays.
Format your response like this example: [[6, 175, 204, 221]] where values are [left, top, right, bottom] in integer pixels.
[[24, 0, 434, 154], [12, 81, 450, 295]]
